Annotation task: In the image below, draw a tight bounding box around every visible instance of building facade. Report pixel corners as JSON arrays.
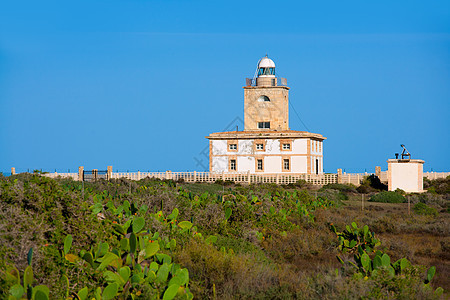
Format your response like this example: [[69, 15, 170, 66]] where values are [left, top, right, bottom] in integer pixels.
[[206, 56, 326, 174]]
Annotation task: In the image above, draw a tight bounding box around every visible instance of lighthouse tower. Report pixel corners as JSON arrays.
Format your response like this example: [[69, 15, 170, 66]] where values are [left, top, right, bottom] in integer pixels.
[[206, 56, 326, 174], [244, 56, 289, 131]]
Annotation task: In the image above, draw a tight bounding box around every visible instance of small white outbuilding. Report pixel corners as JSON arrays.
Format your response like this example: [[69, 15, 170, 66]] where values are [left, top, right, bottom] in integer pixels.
[[387, 159, 425, 193]]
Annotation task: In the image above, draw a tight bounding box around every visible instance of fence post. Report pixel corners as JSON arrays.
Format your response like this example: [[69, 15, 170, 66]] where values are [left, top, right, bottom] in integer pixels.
[[408, 195, 410, 215], [78, 166, 84, 181], [137, 171, 141, 181], [276, 174, 279, 184], [247, 170, 251, 184], [375, 166, 381, 178], [222, 171, 225, 181], [337, 169, 342, 184], [107, 166, 112, 180], [362, 194, 364, 211], [93, 169, 98, 181], [11, 167, 16, 175]]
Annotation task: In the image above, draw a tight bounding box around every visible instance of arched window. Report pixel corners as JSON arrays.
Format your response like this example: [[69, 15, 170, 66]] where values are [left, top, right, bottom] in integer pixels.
[[257, 95, 270, 102]]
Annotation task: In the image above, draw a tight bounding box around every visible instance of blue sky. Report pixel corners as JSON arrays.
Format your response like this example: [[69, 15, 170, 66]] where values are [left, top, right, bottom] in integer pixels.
[[1, 0, 449, 173]]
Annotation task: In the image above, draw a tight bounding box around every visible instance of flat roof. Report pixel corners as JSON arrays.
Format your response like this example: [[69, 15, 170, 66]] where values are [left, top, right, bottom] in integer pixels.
[[206, 130, 326, 140], [243, 86, 290, 90], [387, 159, 425, 164]]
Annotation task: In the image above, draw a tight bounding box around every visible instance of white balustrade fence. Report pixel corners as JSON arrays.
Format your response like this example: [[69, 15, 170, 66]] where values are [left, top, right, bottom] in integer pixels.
[[40, 171, 338, 185], [379, 171, 388, 183], [17, 170, 450, 186], [110, 171, 339, 185], [423, 172, 450, 180], [339, 172, 371, 185], [42, 172, 79, 180]]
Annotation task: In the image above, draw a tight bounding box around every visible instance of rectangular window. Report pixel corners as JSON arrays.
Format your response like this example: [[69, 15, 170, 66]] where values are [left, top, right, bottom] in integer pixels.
[[230, 159, 236, 171], [257, 159, 263, 170], [283, 159, 290, 170], [280, 140, 292, 151], [256, 143, 264, 150], [257, 122, 270, 129], [229, 144, 237, 150]]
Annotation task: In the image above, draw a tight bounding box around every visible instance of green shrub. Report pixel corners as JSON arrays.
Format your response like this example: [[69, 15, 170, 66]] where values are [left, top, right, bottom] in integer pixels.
[[182, 183, 225, 195], [317, 189, 347, 203], [284, 179, 310, 189], [394, 188, 406, 195], [413, 203, 438, 217], [369, 191, 406, 203], [362, 175, 388, 191], [215, 235, 263, 257], [408, 192, 447, 209], [320, 183, 357, 193], [423, 177, 450, 194], [357, 175, 388, 193], [214, 179, 234, 186], [356, 184, 377, 194]]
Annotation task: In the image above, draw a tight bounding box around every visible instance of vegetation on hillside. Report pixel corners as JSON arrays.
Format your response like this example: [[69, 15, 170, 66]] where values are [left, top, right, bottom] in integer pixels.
[[0, 174, 448, 299]]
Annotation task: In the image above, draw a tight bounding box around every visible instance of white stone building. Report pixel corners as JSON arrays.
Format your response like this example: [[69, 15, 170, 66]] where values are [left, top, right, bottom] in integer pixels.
[[206, 56, 326, 174], [388, 159, 425, 193]]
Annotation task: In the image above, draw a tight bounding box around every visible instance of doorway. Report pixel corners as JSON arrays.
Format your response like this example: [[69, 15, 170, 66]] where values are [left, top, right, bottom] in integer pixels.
[[316, 159, 319, 175]]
